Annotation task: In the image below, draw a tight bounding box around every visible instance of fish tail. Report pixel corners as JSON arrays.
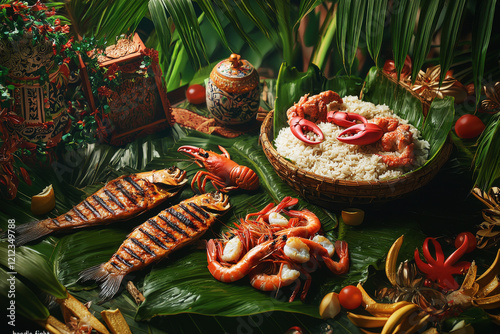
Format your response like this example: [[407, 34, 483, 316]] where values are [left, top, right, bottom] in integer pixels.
[[79, 263, 124, 302], [14, 220, 52, 246]]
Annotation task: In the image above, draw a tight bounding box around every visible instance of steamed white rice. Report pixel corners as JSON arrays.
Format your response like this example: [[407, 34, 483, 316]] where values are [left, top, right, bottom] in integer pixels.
[[275, 96, 430, 181]]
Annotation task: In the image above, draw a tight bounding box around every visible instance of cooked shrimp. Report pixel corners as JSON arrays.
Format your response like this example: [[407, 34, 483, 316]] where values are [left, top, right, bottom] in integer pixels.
[[312, 235, 335, 257], [287, 238, 350, 275], [268, 212, 289, 226], [220, 236, 244, 263], [284, 237, 311, 263], [277, 209, 321, 238], [207, 239, 275, 282], [249, 262, 300, 291]]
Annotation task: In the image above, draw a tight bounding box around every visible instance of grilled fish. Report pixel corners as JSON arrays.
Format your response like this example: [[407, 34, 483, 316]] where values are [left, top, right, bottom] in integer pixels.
[[14, 167, 188, 246], [79, 192, 231, 301]]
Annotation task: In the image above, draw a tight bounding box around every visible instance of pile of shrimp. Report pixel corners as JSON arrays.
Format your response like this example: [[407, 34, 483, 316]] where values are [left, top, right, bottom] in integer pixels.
[[206, 197, 349, 302]]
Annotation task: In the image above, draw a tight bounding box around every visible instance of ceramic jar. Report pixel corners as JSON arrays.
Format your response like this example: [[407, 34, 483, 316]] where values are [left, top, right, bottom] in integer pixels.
[[206, 54, 260, 125]]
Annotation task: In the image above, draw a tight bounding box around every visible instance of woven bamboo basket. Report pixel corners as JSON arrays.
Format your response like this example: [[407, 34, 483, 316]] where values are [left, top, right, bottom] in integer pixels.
[[260, 110, 453, 206]]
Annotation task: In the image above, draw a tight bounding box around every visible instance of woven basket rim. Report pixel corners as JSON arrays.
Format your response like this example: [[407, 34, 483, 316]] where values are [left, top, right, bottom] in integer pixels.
[[260, 109, 452, 189]]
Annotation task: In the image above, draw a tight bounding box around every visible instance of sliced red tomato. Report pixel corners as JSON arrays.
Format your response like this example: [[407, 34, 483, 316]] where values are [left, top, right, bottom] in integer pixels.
[[338, 285, 362, 310], [454, 114, 485, 139], [186, 84, 206, 104]]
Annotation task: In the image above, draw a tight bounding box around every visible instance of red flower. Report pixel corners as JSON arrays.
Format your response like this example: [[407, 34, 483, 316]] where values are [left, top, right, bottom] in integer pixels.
[[32, 1, 48, 12]]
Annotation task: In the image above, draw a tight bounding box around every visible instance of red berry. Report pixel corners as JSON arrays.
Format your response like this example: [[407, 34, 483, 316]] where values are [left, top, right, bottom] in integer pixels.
[[186, 84, 206, 104], [454, 232, 477, 253]]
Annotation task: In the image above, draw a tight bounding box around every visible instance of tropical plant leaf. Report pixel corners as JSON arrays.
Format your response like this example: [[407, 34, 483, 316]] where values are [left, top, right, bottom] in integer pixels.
[[336, 0, 367, 74], [438, 0, 467, 84], [61, 0, 149, 40], [310, 3, 336, 70], [0, 267, 50, 321], [471, 0, 497, 106], [159, 0, 208, 69], [365, 0, 388, 67], [149, 0, 172, 58], [474, 113, 500, 191], [410, 0, 443, 83], [390, 0, 420, 81], [0, 243, 67, 299], [194, 0, 232, 51]]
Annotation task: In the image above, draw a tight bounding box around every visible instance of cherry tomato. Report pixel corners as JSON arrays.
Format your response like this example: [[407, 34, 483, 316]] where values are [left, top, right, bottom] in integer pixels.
[[454, 114, 485, 139], [338, 285, 362, 310], [454, 231, 477, 253], [186, 84, 206, 104]]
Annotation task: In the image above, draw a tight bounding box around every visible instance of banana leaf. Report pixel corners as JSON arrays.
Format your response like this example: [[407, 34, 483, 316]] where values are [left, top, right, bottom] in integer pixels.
[[0, 243, 66, 299], [0, 267, 50, 321]]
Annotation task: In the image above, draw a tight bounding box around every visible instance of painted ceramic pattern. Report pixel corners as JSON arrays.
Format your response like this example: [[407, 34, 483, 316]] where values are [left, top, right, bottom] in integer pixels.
[[216, 60, 254, 78], [206, 79, 260, 125]]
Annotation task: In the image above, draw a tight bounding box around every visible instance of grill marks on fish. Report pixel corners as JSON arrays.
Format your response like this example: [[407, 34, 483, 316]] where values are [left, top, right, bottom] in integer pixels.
[[188, 202, 211, 219], [104, 189, 125, 210], [14, 170, 187, 247], [79, 193, 230, 302], [92, 195, 115, 215], [103, 196, 223, 274]]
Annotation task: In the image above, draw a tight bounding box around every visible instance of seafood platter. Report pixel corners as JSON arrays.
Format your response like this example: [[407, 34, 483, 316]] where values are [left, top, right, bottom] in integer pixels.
[[1, 59, 495, 334], [260, 68, 454, 205]]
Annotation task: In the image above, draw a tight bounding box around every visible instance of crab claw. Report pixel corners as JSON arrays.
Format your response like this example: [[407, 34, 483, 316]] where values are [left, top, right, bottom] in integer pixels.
[[326, 111, 367, 128], [289, 116, 324, 145], [337, 123, 384, 145]]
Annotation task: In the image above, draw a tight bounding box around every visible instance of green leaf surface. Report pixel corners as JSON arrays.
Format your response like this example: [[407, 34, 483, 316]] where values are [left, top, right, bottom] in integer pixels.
[[390, 0, 420, 81], [411, 0, 443, 82], [0, 243, 67, 299], [0, 267, 49, 321], [365, 0, 388, 67], [439, 0, 467, 84], [336, 0, 367, 74], [471, 0, 497, 105]]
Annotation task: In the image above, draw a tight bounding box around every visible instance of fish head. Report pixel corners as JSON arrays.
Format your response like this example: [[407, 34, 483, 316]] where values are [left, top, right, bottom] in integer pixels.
[[139, 167, 188, 187], [194, 191, 231, 213]]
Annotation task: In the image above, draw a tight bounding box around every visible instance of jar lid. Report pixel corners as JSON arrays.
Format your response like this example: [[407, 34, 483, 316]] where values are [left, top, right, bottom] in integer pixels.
[[210, 54, 259, 94]]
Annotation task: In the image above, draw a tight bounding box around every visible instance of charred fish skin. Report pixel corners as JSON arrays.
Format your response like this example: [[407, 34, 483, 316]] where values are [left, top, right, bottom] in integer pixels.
[[79, 192, 231, 302], [13, 167, 188, 247]]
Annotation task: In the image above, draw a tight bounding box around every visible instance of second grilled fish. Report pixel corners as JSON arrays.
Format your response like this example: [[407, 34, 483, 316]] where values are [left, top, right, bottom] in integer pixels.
[[79, 192, 231, 301], [14, 167, 188, 246]]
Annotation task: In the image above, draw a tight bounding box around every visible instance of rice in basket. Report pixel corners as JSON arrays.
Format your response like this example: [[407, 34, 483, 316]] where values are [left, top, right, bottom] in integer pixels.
[[274, 96, 430, 181]]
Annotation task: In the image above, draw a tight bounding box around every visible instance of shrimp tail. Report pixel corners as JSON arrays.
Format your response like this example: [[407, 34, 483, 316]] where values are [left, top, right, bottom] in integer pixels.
[[323, 240, 349, 275], [13, 220, 52, 246], [79, 264, 124, 302]]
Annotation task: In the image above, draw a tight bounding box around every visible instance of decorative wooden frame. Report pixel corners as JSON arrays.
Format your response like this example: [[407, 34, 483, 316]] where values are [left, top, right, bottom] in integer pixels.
[[79, 33, 173, 146]]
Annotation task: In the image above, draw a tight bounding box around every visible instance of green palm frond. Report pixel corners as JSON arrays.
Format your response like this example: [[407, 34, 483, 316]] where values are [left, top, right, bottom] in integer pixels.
[[365, 0, 388, 67], [438, 0, 467, 84], [390, 0, 420, 81], [336, 0, 366, 74], [472, 0, 497, 106], [60, 0, 149, 40], [411, 0, 443, 83], [474, 113, 500, 191]]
